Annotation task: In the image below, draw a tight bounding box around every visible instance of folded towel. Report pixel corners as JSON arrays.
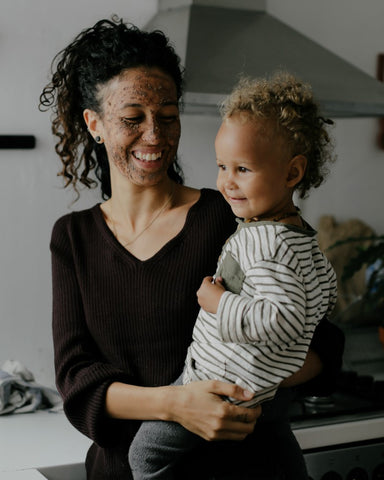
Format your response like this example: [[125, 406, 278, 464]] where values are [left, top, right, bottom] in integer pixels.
[[0, 360, 62, 415]]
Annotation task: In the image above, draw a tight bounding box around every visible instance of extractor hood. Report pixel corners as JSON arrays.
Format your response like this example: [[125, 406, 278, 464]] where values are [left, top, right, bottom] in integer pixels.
[[146, 0, 384, 117]]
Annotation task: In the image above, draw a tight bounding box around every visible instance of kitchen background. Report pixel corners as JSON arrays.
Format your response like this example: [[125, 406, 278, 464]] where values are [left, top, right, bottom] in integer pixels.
[[1, 0, 384, 390]]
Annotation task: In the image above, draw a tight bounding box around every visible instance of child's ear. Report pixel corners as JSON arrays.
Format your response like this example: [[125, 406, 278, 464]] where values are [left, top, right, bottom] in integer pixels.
[[286, 155, 307, 188]]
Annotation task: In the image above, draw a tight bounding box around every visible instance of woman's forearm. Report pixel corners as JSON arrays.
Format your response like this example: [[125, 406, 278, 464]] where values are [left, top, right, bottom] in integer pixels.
[[280, 349, 323, 388], [105, 380, 260, 441], [105, 382, 174, 421]]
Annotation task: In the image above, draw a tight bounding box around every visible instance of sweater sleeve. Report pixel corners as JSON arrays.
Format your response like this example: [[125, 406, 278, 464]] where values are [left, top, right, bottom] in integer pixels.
[[51, 215, 133, 448]]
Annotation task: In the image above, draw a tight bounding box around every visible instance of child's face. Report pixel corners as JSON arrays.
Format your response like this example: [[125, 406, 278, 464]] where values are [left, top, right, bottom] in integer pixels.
[[215, 114, 294, 220]]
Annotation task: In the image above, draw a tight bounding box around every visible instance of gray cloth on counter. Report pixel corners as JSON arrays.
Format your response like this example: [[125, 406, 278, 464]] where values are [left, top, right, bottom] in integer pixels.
[[0, 360, 62, 415]]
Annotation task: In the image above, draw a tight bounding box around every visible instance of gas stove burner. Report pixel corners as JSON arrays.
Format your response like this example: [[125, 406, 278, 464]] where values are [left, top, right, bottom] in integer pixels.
[[304, 395, 335, 410], [304, 396, 335, 406]]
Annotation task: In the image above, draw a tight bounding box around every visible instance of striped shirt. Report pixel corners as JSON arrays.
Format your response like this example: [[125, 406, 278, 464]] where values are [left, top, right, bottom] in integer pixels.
[[183, 219, 337, 407]]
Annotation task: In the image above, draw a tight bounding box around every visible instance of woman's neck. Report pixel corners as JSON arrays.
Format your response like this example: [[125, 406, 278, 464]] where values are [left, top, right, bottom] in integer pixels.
[[108, 178, 175, 221]]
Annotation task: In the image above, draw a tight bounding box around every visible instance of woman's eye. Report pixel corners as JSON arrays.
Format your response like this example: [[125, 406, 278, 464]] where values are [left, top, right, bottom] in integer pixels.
[[123, 117, 142, 125], [159, 115, 179, 123]]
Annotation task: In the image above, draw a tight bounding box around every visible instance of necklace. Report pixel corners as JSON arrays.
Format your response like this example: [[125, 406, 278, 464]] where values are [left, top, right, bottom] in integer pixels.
[[247, 206, 301, 223], [111, 186, 174, 248]]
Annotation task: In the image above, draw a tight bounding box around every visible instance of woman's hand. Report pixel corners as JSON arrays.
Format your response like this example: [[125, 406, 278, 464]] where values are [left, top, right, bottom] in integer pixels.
[[166, 380, 260, 441], [197, 276, 226, 314]]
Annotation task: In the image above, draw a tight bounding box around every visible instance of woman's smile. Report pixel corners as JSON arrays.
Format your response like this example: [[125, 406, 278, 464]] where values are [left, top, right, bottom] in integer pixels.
[[131, 150, 164, 172], [133, 151, 162, 161]]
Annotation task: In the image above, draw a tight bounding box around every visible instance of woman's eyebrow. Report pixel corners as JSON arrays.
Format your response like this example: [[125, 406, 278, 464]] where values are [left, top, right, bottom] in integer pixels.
[[119, 101, 179, 109], [120, 103, 142, 109]]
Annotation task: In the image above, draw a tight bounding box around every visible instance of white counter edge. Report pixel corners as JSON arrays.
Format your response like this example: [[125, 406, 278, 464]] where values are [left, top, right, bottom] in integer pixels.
[[293, 416, 384, 450]]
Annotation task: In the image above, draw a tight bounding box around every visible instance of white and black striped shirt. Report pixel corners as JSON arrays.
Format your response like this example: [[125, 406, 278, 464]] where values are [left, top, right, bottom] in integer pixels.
[[183, 220, 337, 407]]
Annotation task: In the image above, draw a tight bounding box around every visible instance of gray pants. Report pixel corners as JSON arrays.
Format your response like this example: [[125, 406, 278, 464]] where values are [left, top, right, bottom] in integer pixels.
[[129, 416, 201, 479], [128, 379, 308, 480], [129, 373, 201, 479]]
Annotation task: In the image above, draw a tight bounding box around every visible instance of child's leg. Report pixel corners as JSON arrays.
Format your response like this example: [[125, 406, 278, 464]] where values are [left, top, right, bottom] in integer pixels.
[[128, 418, 201, 480]]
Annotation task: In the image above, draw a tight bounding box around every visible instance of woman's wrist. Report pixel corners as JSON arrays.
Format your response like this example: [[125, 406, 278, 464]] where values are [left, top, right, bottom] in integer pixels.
[[105, 381, 179, 421]]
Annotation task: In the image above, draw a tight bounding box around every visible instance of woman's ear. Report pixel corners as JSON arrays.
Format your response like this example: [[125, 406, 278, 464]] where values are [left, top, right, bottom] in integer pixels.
[[286, 155, 307, 188], [83, 109, 102, 142]]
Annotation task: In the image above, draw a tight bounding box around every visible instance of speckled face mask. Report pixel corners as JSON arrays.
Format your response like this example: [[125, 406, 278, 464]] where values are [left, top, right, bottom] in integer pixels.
[[98, 67, 181, 187]]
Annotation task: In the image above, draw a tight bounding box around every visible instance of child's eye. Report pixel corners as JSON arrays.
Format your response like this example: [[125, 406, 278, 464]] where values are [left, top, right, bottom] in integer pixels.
[[217, 164, 226, 171], [238, 166, 249, 173]]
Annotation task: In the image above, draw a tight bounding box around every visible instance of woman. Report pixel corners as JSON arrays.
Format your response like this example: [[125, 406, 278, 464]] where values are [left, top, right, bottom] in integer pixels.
[[40, 17, 344, 479]]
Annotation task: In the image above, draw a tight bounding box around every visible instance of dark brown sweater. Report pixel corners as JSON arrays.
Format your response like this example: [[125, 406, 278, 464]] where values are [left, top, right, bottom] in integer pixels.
[[51, 188, 343, 479]]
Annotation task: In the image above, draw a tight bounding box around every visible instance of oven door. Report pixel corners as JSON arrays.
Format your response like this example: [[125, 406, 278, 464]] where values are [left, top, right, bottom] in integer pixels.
[[303, 437, 384, 480]]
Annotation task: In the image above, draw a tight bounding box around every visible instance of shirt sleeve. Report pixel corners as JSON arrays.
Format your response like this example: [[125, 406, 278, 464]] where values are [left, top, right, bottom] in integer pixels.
[[216, 260, 307, 346], [51, 216, 133, 447]]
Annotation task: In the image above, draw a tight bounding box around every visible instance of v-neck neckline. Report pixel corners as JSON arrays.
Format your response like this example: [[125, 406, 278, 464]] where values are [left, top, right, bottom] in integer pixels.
[[92, 189, 207, 264]]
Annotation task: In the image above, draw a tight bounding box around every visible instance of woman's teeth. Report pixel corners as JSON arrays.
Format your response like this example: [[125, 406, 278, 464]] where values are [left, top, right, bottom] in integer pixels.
[[134, 152, 162, 161]]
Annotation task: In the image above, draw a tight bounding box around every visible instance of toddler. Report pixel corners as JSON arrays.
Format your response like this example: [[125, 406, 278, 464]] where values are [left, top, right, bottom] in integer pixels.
[[128, 71, 338, 479]]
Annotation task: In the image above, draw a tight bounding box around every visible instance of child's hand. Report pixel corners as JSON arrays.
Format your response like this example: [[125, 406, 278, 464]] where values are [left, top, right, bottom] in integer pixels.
[[197, 276, 226, 314]]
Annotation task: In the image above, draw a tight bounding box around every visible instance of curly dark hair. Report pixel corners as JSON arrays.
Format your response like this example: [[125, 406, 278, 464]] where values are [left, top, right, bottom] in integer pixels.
[[220, 71, 336, 198], [39, 16, 185, 199]]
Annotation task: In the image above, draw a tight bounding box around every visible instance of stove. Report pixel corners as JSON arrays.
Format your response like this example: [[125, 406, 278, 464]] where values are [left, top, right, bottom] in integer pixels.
[[289, 325, 384, 480], [303, 439, 384, 480], [289, 371, 384, 426]]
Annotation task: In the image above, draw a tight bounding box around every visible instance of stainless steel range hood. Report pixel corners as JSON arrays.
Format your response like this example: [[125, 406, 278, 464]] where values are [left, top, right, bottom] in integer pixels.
[[146, 0, 384, 117]]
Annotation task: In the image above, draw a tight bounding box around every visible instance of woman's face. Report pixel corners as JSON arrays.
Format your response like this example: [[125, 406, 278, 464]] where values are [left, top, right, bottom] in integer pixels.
[[92, 67, 181, 187]]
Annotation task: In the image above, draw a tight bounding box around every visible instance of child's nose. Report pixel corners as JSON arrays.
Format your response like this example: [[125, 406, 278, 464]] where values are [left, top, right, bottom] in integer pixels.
[[224, 173, 237, 189]]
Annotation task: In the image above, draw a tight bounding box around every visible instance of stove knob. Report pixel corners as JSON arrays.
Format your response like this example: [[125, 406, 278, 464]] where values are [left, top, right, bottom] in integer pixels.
[[346, 467, 369, 480], [321, 472, 342, 480], [373, 463, 384, 480], [373, 381, 384, 401]]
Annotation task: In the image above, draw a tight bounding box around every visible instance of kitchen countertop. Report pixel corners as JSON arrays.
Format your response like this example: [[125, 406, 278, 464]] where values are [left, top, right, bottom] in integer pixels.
[[0, 410, 91, 477], [1, 472, 48, 479], [1, 410, 384, 477]]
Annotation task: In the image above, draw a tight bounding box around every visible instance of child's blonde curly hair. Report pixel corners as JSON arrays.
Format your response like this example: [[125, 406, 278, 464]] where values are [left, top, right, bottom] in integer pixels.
[[220, 71, 336, 198]]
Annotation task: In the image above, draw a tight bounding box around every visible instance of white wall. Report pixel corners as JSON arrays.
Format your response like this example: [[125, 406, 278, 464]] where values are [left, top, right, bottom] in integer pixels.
[[1, 0, 384, 387], [0, 0, 158, 387]]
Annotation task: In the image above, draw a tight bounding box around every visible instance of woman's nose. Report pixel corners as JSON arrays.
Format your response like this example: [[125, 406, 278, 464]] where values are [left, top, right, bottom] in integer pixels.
[[142, 118, 161, 143]]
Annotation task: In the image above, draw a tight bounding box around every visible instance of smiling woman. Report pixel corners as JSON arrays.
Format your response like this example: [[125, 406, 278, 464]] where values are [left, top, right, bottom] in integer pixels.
[[39, 16, 344, 480]]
